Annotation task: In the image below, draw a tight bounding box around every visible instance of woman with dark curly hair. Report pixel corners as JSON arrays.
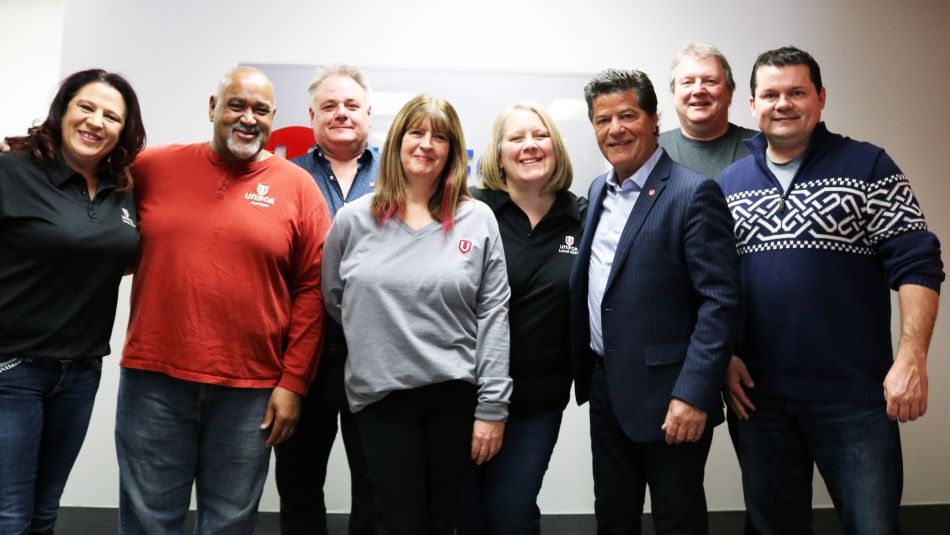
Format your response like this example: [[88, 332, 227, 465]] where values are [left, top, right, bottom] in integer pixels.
[[0, 68, 145, 534]]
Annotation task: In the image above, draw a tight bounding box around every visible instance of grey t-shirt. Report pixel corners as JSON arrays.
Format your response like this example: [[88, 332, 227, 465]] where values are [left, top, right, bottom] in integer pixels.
[[659, 123, 758, 180], [766, 153, 804, 193], [322, 195, 512, 420]]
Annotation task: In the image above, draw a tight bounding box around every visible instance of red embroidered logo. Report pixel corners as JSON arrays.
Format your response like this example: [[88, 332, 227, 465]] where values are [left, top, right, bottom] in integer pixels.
[[458, 240, 473, 254]]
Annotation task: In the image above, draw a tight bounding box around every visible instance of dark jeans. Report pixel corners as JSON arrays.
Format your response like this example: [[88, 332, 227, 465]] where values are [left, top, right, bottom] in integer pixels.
[[589, 366, 712, 535], [356, 380, 476, 535], [725, 406, 760, 535], [274, 344, 375, 535], [736, 393, 903, 535], [0, 357, 101, 535], [457, 409, 563, 535], [115, 369, 272, 535]]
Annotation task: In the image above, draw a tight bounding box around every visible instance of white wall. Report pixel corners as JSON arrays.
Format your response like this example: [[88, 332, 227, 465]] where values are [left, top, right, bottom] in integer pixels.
[[0, 0, 64, 134], [3, 0, 948, 514]]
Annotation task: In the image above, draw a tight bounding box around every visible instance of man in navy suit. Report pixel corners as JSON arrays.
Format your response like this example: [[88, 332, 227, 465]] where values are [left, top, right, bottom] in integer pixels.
[[570, 68, 741, 534]]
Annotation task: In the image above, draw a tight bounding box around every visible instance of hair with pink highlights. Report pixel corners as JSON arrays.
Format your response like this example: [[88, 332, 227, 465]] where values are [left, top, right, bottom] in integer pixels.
[[371, 95, 470, 232]]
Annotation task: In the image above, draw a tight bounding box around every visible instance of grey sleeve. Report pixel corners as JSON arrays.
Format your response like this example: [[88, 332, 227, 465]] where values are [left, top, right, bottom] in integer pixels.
[[321, 217, 346, 325], [473, 226, 513, 421]]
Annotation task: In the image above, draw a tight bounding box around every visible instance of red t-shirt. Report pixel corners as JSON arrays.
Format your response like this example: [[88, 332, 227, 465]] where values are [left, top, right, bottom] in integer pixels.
[[123, 143, 330, 394]]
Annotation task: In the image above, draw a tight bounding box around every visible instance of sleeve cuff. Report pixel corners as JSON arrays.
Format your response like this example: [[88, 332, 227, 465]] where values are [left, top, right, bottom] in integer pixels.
[[897, 276, 943, 294], [475, 401, 508, 422], [277, 373, 309, 396]]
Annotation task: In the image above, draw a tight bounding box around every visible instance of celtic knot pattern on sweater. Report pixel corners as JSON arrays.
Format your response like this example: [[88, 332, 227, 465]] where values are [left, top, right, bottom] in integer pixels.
[[726, 175, 927, 255]]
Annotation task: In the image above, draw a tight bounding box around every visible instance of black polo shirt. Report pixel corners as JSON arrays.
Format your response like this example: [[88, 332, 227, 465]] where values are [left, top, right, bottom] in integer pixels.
[[0, 151, 138, 359], [472, 187, 587, 415]]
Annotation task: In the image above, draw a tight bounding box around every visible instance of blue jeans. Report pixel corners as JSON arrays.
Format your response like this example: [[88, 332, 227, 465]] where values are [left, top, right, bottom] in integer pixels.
[[457, 409, 563, 535], [115, 369, 273, 535], [0, 357, 102, 535], [736, 393, 903, 535]]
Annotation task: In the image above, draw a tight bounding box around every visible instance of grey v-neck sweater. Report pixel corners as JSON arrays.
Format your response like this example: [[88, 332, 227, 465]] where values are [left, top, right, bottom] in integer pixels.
[[323, 195, 512, 420]]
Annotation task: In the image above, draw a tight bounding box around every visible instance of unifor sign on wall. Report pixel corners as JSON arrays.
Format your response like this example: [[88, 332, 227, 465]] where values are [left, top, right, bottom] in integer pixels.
[[247, 63, 607, 195]]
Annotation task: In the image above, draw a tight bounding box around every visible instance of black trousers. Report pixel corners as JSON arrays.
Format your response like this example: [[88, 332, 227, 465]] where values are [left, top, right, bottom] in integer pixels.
[[274, 343, 375, 535], [356, 380, 476, 535], [589, 366, 712, 535]]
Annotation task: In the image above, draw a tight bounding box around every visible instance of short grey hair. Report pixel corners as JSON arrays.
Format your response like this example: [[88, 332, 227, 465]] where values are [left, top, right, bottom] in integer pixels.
[[307, 64, 371, 99], [668, 42, 736, 93]]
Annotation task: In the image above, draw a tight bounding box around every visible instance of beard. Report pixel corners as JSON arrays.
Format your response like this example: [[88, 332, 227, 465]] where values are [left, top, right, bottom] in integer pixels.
[[226, 123, 263, 161]]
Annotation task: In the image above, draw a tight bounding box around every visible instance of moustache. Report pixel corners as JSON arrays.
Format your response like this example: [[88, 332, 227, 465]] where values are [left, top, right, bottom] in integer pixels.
[[231, 124, 262, 137]]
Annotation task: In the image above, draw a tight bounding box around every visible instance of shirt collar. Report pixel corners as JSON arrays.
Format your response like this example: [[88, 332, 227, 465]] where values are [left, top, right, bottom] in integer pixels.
[[313, 144, 374, 166], [548, 189, 583, 222], [48, 156, 77, 187], [49, 149, 117, 191], [472, 186, 509, 211], [605, 146, 664, 192], [473, 186, 582, 223]]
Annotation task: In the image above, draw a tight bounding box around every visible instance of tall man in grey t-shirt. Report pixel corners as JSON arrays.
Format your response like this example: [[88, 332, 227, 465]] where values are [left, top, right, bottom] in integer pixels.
[[659, 42, 760, 534], [659, 42, 757, 180]]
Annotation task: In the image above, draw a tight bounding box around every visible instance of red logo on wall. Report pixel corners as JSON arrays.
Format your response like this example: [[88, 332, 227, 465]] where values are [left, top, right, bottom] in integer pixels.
[[458, 240, 473, 254]]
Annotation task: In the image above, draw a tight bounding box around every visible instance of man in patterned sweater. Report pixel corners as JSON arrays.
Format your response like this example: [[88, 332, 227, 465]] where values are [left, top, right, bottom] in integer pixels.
[[719, 46, 943, 535]]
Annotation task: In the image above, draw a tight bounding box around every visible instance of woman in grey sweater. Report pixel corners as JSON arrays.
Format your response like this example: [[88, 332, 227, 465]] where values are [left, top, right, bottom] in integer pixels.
[[322, 94, 512, 535]]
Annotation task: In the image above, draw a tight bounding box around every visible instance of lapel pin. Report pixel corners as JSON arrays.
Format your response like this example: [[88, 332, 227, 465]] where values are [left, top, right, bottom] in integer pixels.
[[648, 188, 656, 196]]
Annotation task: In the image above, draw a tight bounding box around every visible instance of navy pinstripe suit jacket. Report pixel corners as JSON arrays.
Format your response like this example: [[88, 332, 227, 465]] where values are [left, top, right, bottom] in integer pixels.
[[569, 152, 741, 442]]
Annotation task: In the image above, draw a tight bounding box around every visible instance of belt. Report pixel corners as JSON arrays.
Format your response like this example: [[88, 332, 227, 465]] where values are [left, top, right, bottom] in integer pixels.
[[19, 357, 103, 370]]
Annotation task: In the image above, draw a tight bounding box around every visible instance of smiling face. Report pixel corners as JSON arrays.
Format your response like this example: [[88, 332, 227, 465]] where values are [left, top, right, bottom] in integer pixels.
[[672, 55, 733, 139], [59, 81, 126, 176], [591, 90, 659, 181], [499, 109, 556, 191], [750, 64, 825, 161], [309, 74, 371, 155], [400, 118, 450, 187], [209, 68, 275, 163]]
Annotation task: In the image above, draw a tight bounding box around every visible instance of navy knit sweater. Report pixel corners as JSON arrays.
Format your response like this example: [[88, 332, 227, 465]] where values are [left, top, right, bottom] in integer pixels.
[[719, 123, 944, 403]]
